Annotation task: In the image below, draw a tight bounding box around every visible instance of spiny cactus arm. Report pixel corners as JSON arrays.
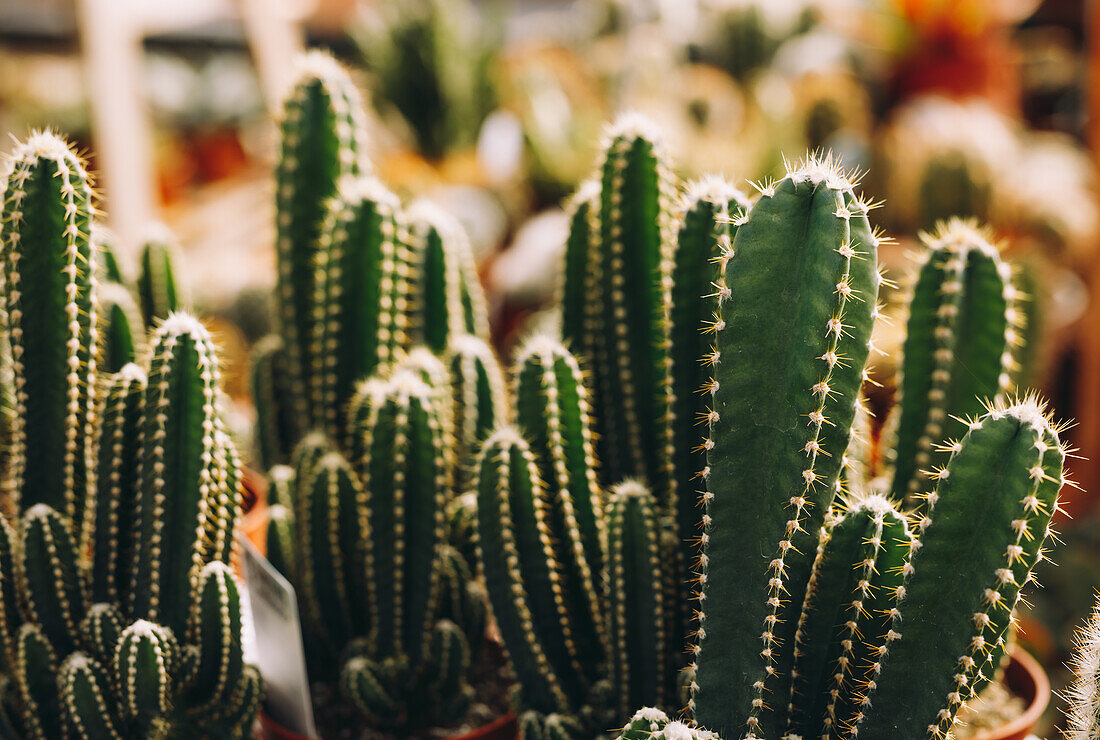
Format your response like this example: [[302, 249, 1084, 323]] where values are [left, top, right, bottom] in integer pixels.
[[857, 399, 1064, 740], [436, 545, 487, 649], [668, 176, 751, 651], [446, 333, 508, 493], [136, 225, 185, 329], [92, 225, 125, 284], [359, 371, 446, 664], [131, 313, 223, 636], [787, 496, 913, 740], [265, 503, 297, 584], [276, 51, 368, 428], [250, 335, 298, 471], [341, 656, 399, 724], [97, 282, 145, 375], [16, 623, 63, 740], [206, 427, 242, 567], [114, 620, 173, 733], [1066, 594, 1100, 740], [513, 335, 605, 681], [406, 200, 489, 352], [311, 175, 407, 439], [606, 481, 666, 719], [393, 347, 456, 491], [518, 710, 588, 740], [474, 427, 576, 714], [560, 179, 599, 350], [90, 363, 146, 606], [446, 491, 481, 575], [184, 563, 246, 713], [694, 155, 879, 739], [217, 664, 263, 740], [21, 504, 88, 655], [0, 517, 20, 671], [891, 219, 1016, 510], [296, 450, 362, 648], [2, 131, 99, 525], [589, 112, 677, 494], [424, 619, 472, 714], [59, 653, 122, 740], [79, 603, 124, 664]]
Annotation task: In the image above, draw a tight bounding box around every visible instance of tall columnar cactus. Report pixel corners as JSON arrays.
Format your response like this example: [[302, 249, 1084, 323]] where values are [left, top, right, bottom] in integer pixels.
[[2, 131, 99, 526], [311, 175, 410, 440], [890, 219, 1018, 510], [275, 51, 368, 429], [250, 334, 297, 470], [559, 179, 598, 344], [406, 200, 490, 353], [446, 333, 507, 493], [692, 156, 880, 739], [1065, 593, 1100, 740], [667, 176, 751, 648], [568, 113, 677, 499], [858, 400, 1063, 740], [276, 366, 477, 730], [0, 132, 259, 739], [97, 281, 144, 375], [136, 225, 186, 330]]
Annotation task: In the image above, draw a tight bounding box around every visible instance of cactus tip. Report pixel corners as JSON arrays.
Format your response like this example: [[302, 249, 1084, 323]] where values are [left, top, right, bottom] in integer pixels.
[[784, 151, 860, 190], [603, 110, 665, 145]]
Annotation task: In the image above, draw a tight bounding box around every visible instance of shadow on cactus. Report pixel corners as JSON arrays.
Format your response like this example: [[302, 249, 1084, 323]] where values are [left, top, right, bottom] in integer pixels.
[[0, 131, 259, 738]]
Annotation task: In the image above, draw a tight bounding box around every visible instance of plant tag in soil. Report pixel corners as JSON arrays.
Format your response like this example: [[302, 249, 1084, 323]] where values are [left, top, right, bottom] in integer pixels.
[[241, 534, 318, 737]]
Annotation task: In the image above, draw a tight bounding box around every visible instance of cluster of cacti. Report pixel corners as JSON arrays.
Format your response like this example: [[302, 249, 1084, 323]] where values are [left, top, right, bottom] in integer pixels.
[[252, 52, 496, 732], [0, 131, 257, 738]]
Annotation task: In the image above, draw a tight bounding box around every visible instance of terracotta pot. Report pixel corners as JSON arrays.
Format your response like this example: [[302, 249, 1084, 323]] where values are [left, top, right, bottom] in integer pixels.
[[257, 710, 518, 740], [970, 649, 1049, 740]]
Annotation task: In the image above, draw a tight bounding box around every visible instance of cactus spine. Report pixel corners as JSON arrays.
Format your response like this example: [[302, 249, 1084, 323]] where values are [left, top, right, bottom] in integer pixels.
[[1, 131, 258, 738]]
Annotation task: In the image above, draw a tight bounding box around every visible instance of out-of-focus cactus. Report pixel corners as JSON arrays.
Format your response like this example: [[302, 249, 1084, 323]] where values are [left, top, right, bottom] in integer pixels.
[[97, 281, 145, 375], [692, 0, 819, 82], [0, 131, 258, 739], [406, 200, 490, 354], [136, 225, 187, 329], [1066, 593, 1100, 740], [446, 334, 507, 493]]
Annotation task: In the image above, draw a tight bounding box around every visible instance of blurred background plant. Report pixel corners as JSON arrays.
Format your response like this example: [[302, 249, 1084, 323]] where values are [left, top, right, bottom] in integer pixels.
[[3, 0, 1100, 736]]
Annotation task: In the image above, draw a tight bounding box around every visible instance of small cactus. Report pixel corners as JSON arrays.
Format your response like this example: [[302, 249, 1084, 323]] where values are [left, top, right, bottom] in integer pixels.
[[97, 281, 145, 375], [0, 132, 259, 738], [136, 224, 186, 329]]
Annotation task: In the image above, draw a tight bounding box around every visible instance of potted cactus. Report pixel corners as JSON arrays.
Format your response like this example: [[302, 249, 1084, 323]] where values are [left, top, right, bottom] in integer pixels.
[[0, 131, 259, 738], [247, 52, 514, 740], [470, 113, 1065, 740]]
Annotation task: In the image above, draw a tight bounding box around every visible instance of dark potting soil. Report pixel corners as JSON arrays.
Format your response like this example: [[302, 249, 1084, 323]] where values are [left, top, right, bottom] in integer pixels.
[[309, 638, 517, 740]]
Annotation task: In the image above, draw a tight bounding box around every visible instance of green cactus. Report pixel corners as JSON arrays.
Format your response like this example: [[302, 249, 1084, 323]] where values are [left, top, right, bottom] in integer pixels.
[[667, 176, 751, 650], [97, 282, 145, 375], [136, 225, 186, 330], [91, 225, 125, 285], [406, 200, 490, 353], [275, 51, 368, 430], [311, 175, 410, 441], [0, 132, 259, 739], [446, 334, 507, 494], [891, 219, 1018, 511], [559, 180, 598, 345], [250, 334, 298, 471], [1065, 593, 1100, 740]]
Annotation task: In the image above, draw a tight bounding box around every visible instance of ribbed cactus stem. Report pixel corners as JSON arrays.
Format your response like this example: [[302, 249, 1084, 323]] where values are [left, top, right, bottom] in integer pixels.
[[892, 219, 1018, 512], [136, 223, 185, 328], [1, 131, 99, 525], [788, 496, 914, 739], [587, 113, 677, 499], [20, 504, 88, 656], [475, 427, 578, 714], [131, 312, 227, 635], [275, 51, 367, 429], [250, 334, 297, 470], [694, 155, 879, 738], [115, 619, 174, 732], [406, 200, 490, 352], [312, 175, 409, 439], [98, 281, 145, 375], [606, 480, 666, 718], [1066, 595, 1100, 740], [446, 333, 507, 493], [668, 176, 751, 654], [91, 362, 146, 606], [560, 179, 599, 346], [858, 398, 1065, 739]]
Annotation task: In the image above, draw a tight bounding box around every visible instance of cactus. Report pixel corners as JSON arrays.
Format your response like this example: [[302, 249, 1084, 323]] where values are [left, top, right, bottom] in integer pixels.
[[311, 175, 410, 440], [1065, 593, 1100, 740], [97, 282, 144, 375], [0, 132, 258, 739], [275, 51, 368, 429], [136, 225, 186, 329], [250, 334, 298, 470], [446, 333, 507, 493], [891, 219, 1018, 510], [406, 200, 490, 353], [559, 180, 598, 345]]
